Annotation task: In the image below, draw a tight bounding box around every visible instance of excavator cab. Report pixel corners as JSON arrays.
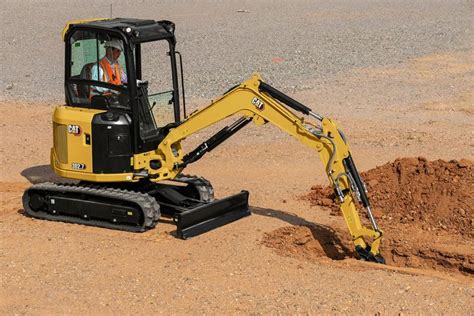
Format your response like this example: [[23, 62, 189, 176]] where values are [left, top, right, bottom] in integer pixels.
[[64, 18, 182, 156]]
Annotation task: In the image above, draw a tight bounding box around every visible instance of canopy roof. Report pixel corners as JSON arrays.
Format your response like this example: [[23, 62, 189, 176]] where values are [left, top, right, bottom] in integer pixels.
[[63, 18, 175, 44]]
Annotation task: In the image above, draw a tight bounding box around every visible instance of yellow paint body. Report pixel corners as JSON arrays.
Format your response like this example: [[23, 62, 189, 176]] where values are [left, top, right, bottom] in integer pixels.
[[51, 73, 382, 256], [51, 106, 134, 182]]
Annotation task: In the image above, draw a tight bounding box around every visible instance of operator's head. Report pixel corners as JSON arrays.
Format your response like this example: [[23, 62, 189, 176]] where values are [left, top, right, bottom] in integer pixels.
[[104, 39, 123, 61]]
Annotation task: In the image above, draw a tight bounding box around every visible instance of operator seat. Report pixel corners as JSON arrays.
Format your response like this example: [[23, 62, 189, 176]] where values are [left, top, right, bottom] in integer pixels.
[[77, 62, 95, 99]]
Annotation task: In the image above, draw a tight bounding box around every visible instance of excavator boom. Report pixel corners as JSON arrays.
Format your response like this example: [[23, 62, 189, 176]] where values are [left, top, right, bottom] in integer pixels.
[[143, 73, 384, 262]]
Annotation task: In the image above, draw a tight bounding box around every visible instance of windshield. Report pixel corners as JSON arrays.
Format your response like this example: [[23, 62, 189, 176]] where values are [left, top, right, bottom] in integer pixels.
[[137, 40, 176, 139], [66, 30, 129, 108]]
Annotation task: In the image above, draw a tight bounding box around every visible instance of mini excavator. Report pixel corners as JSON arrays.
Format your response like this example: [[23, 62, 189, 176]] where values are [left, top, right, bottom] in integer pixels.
[[23, 18, 384, 263]]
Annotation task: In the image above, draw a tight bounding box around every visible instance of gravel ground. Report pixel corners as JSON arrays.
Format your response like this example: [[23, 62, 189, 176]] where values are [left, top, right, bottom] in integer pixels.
[[0, 0, 472, 101], [1, 2, 473, 314]]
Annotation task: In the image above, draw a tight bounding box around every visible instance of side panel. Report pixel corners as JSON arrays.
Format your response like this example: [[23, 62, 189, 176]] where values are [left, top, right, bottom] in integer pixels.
[[52, 105, 101, 173], [51, 105, 136, 182]]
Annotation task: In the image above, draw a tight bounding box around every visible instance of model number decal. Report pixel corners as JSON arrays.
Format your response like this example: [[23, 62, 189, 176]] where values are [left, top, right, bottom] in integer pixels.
[[251, 97, 264, 111], [71, 162, 86, 170], [67, 124, 82, 135]]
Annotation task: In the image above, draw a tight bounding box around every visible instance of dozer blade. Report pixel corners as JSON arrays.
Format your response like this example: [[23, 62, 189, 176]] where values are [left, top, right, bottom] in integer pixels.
[[174, 191, 250, 239]]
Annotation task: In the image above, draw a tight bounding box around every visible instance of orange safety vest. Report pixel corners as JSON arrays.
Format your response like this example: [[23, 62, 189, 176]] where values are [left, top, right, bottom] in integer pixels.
[[99, 58, 122, 85]]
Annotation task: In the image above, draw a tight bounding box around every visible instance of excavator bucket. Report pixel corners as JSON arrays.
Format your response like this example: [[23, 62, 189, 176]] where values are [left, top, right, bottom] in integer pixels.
[[173, 191, 250, 239]]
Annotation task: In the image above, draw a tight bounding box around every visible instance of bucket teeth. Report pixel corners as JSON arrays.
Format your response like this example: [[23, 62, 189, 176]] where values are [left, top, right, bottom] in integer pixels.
[[355, 245, 385, 264]]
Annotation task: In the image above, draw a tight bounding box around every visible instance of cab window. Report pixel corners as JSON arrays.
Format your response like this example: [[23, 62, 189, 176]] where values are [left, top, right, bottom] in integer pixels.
[[66, 30, 129, 108], [137, 40, 176, 139]]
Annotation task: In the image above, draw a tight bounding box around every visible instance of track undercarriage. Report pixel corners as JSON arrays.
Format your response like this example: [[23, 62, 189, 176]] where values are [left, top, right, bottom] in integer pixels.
[[22, 175, 251, 239]]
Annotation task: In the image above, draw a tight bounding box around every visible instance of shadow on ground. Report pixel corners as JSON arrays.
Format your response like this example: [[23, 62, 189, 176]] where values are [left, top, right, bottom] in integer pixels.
[[252, 206, 354, 260], [21, 165, 74, 184]]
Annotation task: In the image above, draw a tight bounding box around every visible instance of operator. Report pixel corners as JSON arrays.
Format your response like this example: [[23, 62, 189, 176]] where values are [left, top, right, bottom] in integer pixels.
[[91, 39, 127, 86]]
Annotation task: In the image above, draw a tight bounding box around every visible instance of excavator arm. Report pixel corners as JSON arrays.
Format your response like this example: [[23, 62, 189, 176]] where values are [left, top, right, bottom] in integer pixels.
[[143, 73, 383, 262]]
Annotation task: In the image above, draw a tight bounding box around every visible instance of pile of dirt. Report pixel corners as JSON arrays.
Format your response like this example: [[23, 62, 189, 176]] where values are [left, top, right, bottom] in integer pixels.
[[307, 157, 473, 237], [261, 225, 354, 262], [262, 224, 474, 275], [263, 158, 474, 275]]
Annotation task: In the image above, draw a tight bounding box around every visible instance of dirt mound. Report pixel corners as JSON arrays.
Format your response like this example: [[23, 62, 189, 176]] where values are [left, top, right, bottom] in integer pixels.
[[307, 157, 473, 237], [261, 225, 354, 262], [263, 224, 474, 275], [263, 158, 474, 276]]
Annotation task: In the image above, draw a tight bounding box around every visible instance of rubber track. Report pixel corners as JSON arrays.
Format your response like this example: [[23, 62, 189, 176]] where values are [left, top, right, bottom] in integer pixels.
[[173, 174, 215, 202], [23, 182, 160, 232]]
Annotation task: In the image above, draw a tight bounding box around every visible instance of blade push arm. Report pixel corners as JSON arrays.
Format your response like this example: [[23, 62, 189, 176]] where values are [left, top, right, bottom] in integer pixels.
[[148, 73, 383, 261]]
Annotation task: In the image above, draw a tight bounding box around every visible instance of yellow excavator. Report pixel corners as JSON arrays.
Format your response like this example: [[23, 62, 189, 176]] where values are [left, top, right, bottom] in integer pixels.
[[23, 18, 384, 263]]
